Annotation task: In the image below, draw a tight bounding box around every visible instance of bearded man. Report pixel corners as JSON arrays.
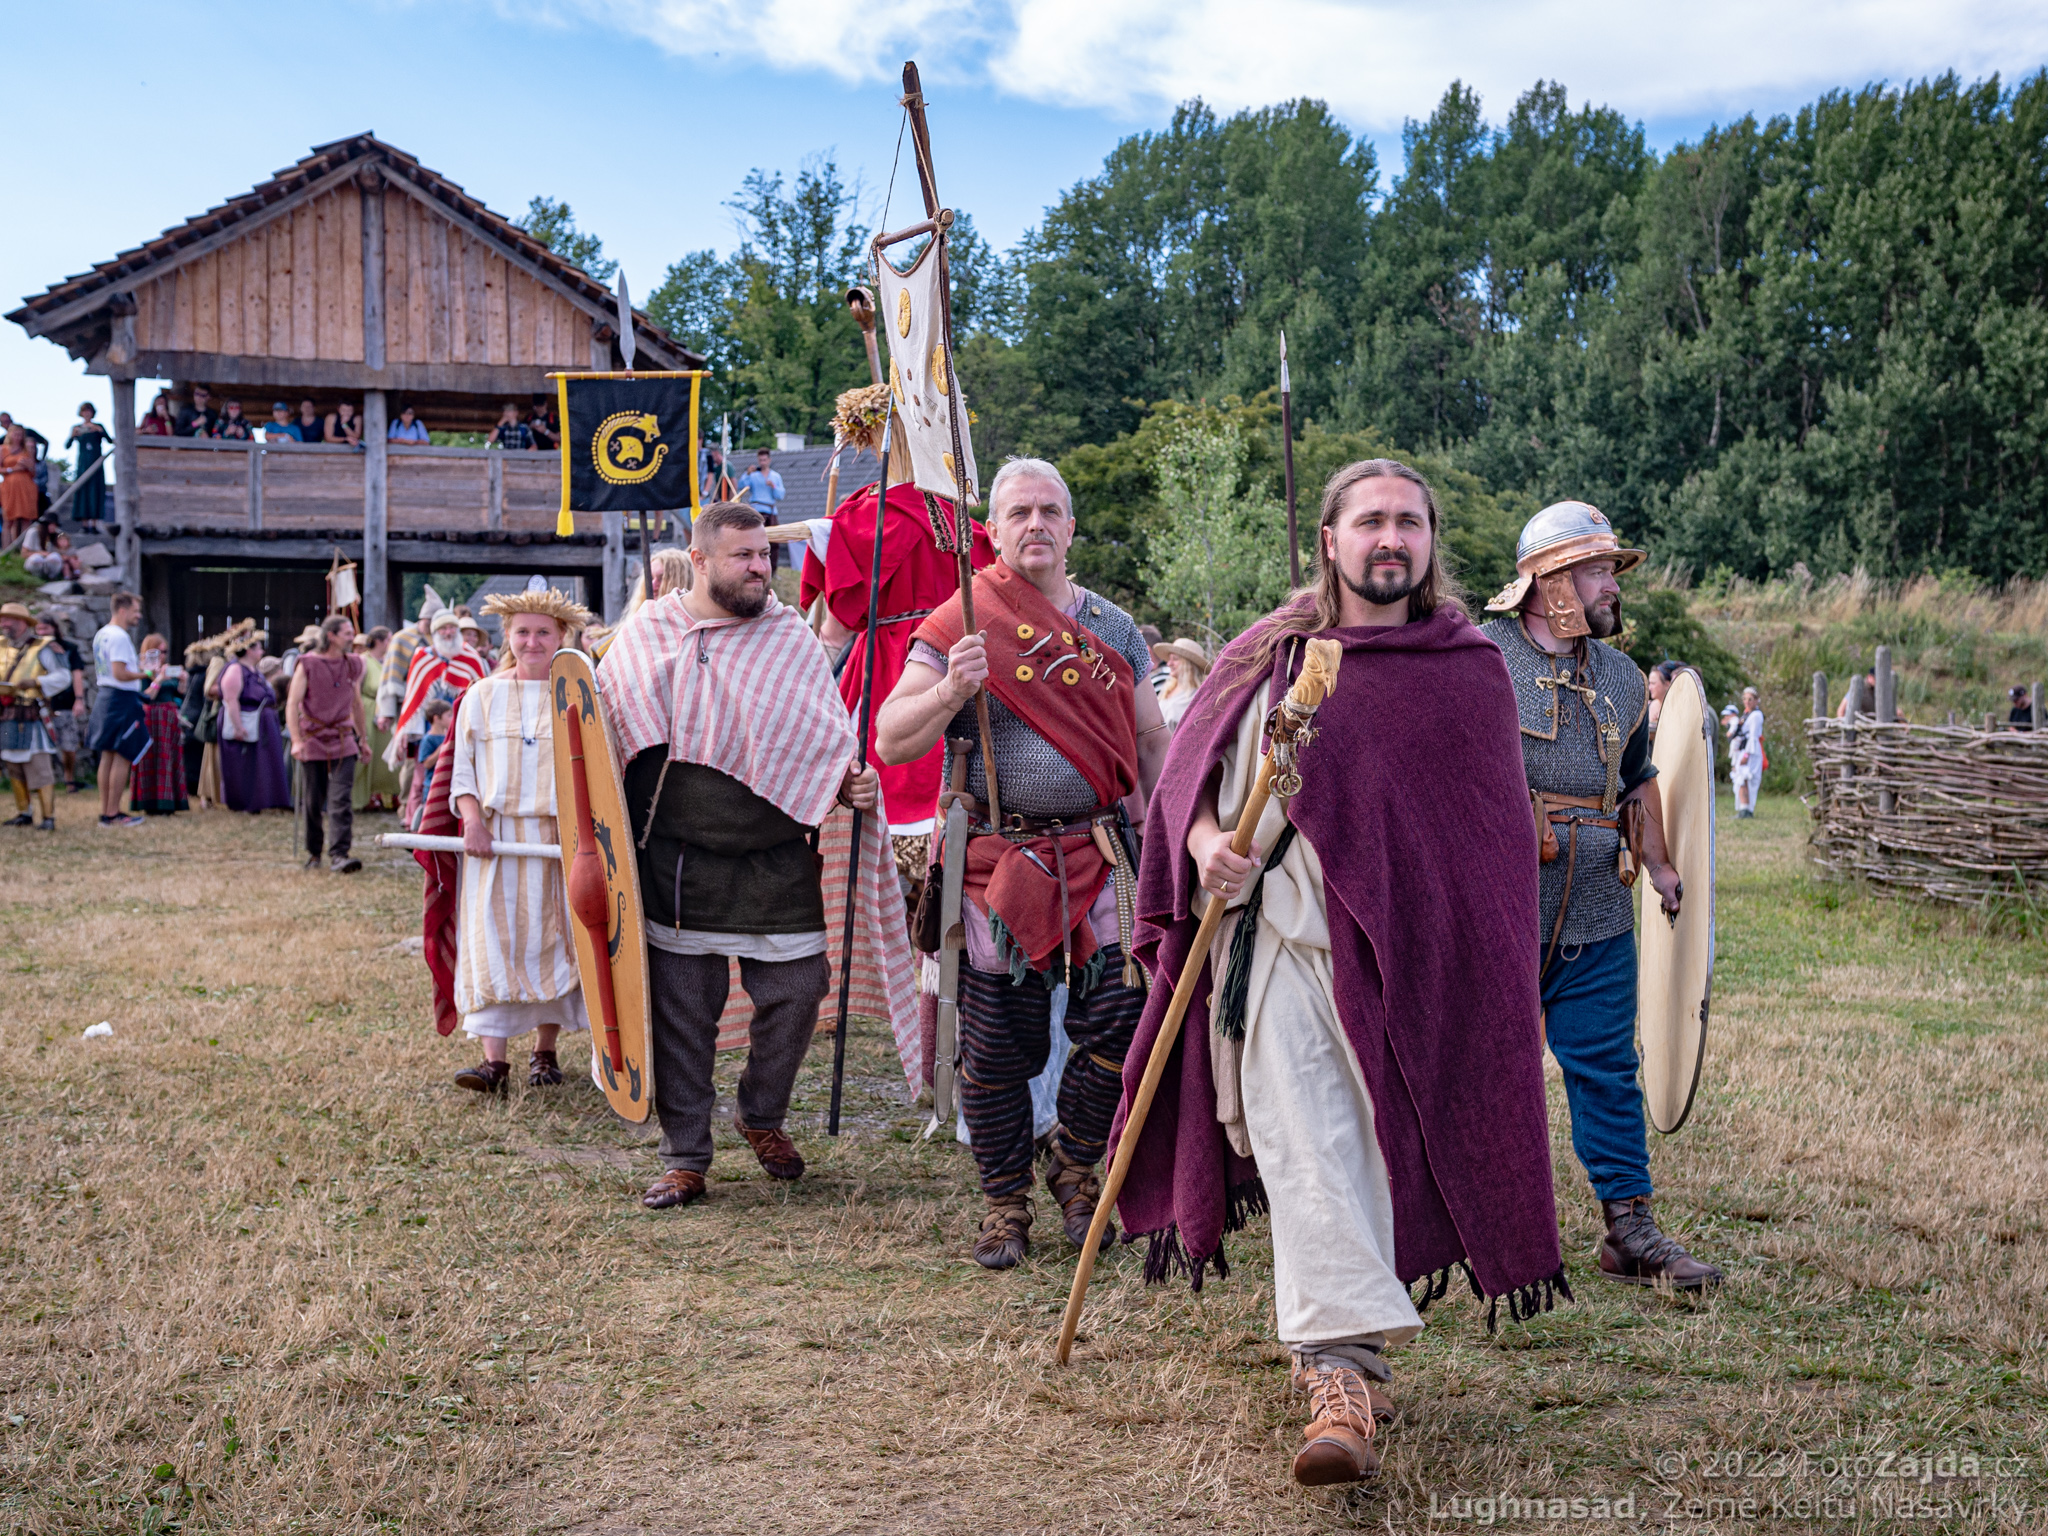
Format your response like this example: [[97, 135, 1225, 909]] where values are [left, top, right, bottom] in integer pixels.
[[876, 458, 1169, 1270], [599, 502, 883, 1210], [406, 609, 492, 1036], [1480, 502, 1721, 1290], [1116, 459, 1565, 1486]]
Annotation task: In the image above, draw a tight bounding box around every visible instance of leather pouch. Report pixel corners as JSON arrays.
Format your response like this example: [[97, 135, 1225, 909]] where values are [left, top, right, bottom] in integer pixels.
[[1534, 791, 1559, 863], [1617, 798, 1646, 887]]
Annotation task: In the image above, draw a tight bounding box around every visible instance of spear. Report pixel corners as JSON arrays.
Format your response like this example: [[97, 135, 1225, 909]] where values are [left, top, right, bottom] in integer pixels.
[[1281, 330, 1300, 588], [1056, 638, 1343, 1365], [828, 409, 895, 1137]]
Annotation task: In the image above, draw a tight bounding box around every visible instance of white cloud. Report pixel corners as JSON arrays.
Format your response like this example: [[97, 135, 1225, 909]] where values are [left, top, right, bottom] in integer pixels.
[[556, 0, 2048, 129]]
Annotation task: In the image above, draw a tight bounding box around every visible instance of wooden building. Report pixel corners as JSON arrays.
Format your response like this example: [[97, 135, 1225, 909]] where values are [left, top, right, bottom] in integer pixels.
[[8, 133, 701, 637]]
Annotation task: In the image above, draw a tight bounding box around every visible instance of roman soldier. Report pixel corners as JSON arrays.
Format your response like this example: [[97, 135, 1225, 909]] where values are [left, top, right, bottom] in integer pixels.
[[0, 602, 63, 831], [1480, 501, 1722, 1290], [876, 457, 1169, 1269], [1116, 459, 1567, 1487]]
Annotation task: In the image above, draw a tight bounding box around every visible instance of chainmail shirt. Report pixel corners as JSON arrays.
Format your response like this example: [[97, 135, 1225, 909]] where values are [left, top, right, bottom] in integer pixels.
[[1481, 617, 1653, 950], [909, 583, 1151, 820]]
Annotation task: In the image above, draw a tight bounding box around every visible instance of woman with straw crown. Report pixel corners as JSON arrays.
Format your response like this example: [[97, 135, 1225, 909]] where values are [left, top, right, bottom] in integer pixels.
[[445, 586, 594, 1094]]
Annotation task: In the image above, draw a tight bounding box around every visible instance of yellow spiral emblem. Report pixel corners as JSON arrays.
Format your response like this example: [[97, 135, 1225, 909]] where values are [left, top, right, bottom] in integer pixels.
[[1015, 665, 1034, 682], [930, 343, 948, 395], [896, 289, 913, 337], [1061, 668, 1080, 686], [1016, 624, 1034, 640], [591, 411, 667, 486], [942, 451, 958, 486], [890, 356, 905, 403]]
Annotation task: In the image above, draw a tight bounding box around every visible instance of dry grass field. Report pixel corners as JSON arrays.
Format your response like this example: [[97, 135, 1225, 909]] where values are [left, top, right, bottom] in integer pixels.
[[2, 795, 2043, 1534]]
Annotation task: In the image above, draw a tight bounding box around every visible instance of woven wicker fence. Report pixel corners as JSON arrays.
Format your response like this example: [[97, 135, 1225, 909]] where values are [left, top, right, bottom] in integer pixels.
[[1807, 717, 2048, 903]]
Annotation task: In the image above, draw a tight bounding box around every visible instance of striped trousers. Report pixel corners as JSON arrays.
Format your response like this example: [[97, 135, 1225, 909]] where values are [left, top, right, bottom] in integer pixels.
[[957, 948, 1145, 1199]]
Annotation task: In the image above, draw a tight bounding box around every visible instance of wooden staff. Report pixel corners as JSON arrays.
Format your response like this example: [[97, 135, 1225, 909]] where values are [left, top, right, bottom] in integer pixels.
[[899, 59, 1001, 826], [828, 411, 896, 1136], [1055, 637, 1343, 1365]]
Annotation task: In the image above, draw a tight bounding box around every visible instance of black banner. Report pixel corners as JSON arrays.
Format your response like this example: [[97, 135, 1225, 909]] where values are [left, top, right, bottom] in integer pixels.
[[557, 375, 699, 515]]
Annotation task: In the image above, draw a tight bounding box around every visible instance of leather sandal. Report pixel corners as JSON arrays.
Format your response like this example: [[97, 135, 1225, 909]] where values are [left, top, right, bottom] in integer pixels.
[[1046, 1144, 1113, 1250], [642, 1169, 706, 1209], [1599, 1196, 1723, 1289], [528, 1049, 563, 1087], [733, 1116, 804, 1180], [1290, 1362, 1382, 1485], [453, 1059, 511, 1095], [973, 1195, 1033, 1270]]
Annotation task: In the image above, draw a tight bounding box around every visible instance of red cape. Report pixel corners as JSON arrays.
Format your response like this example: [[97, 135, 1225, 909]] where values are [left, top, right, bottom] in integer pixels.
[[801, 483, 992, 829]]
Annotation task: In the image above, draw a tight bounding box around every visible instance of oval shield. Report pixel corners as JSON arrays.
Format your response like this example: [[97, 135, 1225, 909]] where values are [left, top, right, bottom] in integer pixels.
[[549, 648, 654, 1123], [1639, 666, 1716, 1134]]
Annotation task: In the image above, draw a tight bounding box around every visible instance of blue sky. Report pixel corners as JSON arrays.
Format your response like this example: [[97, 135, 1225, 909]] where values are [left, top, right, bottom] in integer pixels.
[[7, 0, 2046, 461]]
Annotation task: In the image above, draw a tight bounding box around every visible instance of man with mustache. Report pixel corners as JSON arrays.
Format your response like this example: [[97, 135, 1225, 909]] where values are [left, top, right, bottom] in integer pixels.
[[1480, 502, 1721, 1291], [877, 458, 1168, 1269], [599, 501, 891, 1210], [1117, 459, 1565, 1487]]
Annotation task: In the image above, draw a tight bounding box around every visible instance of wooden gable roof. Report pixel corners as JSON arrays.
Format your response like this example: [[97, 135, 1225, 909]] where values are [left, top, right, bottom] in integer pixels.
[[8, 134, 700, 396]]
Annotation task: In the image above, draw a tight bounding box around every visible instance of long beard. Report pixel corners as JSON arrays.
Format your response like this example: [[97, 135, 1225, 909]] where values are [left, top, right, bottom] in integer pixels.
[[1584, 594, 1622, 639], [709, 571, 769, 620], [1342, 552, 1418, 607], [432, 635, 461, 659]]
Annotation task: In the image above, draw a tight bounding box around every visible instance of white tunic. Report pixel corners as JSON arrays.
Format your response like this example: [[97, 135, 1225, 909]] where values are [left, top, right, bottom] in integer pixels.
[[1206, 697, 1422, 1351], [447, 674, 588, 1039]]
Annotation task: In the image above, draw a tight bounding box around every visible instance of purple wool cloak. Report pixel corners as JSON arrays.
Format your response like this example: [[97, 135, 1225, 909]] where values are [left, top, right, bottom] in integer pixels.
[[1111, 604, 1568, 1319]]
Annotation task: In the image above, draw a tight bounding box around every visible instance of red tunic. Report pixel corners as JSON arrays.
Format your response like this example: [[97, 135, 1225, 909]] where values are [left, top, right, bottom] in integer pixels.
[[801, 483, 993, 831]]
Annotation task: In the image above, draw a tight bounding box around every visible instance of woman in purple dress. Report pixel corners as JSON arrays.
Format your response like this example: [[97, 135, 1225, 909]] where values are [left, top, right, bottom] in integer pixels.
[[218, 632, 292, 813]]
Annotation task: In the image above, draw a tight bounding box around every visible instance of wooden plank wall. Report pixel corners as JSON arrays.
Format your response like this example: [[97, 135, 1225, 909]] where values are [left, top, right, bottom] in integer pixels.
[[381, 189, 589, 369], [130, 186, 591, 370]]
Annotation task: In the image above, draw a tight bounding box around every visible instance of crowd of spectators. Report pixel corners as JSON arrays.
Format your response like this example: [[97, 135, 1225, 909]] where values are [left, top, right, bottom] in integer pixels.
[[134, 390, 561, 448]]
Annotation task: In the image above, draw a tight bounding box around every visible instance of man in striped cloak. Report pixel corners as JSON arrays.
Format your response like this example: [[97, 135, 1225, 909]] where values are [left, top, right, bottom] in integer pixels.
[[598, 501, 883, 1211], [445, 588, 594, 1093]]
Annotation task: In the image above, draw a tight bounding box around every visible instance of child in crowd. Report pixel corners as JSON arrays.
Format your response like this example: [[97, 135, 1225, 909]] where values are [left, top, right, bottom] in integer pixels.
[[407, 697, 453, 829]]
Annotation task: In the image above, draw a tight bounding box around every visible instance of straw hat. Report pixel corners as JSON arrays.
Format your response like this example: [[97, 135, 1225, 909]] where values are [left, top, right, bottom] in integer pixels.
[[0, 602, 34, 625], [481, 588, 593, 631], [1150, 637, 1212, 676]]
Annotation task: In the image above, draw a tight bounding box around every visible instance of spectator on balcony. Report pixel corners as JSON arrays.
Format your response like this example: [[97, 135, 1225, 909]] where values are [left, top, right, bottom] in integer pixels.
[[528, 402, 559, 450], [1, 424, 37, 548], [489, 402, 533, 451], [65, 403, 110, 534], [213, 401, 254, 442], [138, 392, 176, 437], [389, 405, 430, 444], [264, 402, 302, 443], [324, 400, 364, 448], [295, 400, 324, 445], [176, 386, 219, 438], [0, 415, 50, 503]]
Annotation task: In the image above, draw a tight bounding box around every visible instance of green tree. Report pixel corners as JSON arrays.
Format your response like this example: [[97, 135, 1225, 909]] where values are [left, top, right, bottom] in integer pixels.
[[1144, 419, 1292, 649], [516, 197, 616, 282]]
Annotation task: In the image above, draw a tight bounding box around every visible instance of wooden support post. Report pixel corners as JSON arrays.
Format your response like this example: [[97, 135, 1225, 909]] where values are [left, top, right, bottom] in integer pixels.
[[1811, 672, 1827, 721], [246, 442, 264, 530], [110, 376, 139, 588], [1948, 710, 1958, 727], [1841, 674, 1860, 784], [363, 390, 390, 631], [360, 167, 386, 373], [487, 453, 504, 531], [2033, 681, 2042, 731], [1874, 645, 1895, 816], [1985, 712, 1998, 733], [602, 511, 626, 622]]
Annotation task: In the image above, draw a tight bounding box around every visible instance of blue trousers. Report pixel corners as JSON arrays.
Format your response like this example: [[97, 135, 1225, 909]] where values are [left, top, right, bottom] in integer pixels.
[[1540, 931, 1652, 1202]]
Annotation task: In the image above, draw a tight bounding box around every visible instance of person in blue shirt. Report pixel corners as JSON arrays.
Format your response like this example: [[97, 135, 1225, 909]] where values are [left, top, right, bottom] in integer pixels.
[[388, 405, 431, 444], [263, 402, 302, 443], [735, 448, 787, 565]]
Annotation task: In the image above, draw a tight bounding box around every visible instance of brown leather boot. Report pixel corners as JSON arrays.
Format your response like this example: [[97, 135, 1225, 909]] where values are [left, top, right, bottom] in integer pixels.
[[642, 1169, 706, 1209], [1600, 1196, 1723, 1289], [973, 1196, 1033, 1270], [453, 1059, 510, 1095], [527, 1049, 563, 1087], [1046, 1144, 1113, 1250], [1289, 1360, 1382, 1485], [733, 1116, 804, 1180]]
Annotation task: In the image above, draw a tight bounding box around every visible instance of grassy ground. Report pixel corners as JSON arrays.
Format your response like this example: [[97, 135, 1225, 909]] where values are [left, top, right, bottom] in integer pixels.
[[1, 795, 2043, 1533]]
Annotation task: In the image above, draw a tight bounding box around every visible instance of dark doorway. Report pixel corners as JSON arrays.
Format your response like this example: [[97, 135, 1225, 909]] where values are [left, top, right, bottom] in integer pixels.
[[172, 566, 329, 650]]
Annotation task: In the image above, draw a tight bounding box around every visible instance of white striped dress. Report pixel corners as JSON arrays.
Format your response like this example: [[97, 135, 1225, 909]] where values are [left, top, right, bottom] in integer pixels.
[[447, 673, 589, 1040]]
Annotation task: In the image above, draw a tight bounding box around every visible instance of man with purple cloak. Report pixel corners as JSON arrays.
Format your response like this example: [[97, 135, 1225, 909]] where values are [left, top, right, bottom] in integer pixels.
[[1112, 459, 1568, 1487]]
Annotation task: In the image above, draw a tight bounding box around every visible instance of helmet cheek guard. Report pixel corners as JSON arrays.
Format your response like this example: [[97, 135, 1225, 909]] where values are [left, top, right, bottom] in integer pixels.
[[1535, 570, 1590, 639]]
